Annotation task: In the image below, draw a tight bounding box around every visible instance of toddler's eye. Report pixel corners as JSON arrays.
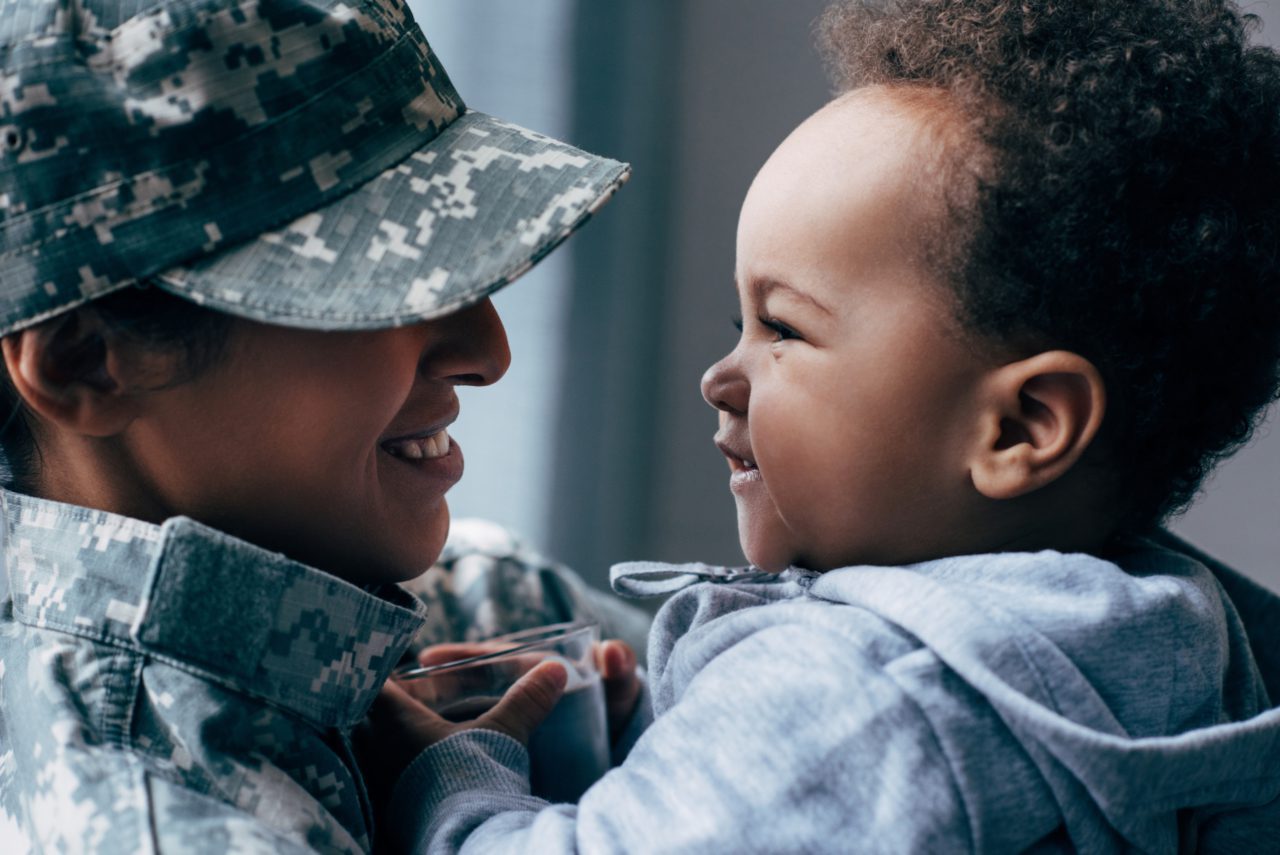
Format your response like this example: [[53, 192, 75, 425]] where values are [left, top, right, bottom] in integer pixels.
[[760, 316, 801, 342]]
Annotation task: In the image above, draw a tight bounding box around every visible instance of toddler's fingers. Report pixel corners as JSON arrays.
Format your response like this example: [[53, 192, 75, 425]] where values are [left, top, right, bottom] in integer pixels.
[[476, 659, 568, 745], [359, 681, 459, 793], [597, 640, 636, 681], [598, 641, 642, 735], [372, 679, 456, 746]]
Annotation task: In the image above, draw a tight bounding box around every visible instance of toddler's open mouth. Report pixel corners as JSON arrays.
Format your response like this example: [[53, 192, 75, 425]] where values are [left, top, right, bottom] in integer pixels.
[[715, 435, 761, 483]]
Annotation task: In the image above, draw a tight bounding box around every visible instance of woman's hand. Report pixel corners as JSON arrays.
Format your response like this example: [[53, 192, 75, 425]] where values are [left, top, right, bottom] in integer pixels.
[[355, 659, 567, 806]]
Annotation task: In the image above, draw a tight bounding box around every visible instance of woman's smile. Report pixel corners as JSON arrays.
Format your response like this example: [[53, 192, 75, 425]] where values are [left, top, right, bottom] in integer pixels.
[[112, 299, 510, 584]]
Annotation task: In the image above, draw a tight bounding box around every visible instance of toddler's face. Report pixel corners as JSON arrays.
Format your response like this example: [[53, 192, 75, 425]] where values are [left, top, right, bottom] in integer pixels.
[[702, 91, 995, 571], [124, 299, 510, 583]]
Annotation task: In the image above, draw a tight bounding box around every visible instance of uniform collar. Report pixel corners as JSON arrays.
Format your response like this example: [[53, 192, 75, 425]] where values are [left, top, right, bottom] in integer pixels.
[[2, 489, 427, 729]]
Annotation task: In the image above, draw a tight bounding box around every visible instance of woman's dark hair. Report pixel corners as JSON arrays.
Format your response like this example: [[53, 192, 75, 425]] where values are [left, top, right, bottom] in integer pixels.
[[0, 285, 232, 493], [819, 0, 1280, 527]]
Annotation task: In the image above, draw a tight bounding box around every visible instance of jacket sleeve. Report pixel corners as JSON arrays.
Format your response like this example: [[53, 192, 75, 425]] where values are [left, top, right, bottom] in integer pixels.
[[383, 623, 976, 854]]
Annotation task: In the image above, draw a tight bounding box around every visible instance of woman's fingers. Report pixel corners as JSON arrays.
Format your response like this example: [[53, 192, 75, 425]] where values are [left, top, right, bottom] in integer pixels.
[[417, 642, 502, 667]]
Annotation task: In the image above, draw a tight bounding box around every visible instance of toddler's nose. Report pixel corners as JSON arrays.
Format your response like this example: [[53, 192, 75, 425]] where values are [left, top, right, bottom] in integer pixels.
[[701, 354, 748, 416]]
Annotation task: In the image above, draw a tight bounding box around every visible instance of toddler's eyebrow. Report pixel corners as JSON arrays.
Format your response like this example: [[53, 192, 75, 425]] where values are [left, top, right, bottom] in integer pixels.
[[747, 276, 833, 316]]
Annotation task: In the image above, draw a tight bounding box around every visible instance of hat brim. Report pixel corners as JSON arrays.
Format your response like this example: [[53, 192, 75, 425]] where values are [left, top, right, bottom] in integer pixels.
[[151, 110, 628, 330]]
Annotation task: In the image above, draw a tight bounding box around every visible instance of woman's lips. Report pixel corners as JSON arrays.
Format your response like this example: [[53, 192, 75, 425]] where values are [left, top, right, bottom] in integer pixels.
[[383, 427, 452, 460], [380, 428, 464, 489]]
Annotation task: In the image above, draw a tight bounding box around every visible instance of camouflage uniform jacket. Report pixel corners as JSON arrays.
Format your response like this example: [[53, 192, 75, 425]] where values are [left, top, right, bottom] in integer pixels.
[[0, 489, 646, 853]]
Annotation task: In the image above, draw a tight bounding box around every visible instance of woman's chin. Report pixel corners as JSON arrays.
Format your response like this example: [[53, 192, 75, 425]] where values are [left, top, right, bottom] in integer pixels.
[[310, 516, 451, 587], [370, 502, 452, 583], [325, 551, 437, 587]]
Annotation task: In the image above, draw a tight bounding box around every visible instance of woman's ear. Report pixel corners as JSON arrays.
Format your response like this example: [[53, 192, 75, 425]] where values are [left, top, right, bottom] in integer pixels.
[[969, 350, 1106, 500], [0, 309, 141, 437]]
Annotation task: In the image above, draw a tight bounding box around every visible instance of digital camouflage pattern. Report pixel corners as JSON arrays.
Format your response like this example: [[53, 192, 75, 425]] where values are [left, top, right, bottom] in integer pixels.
[[402, 518, 652, 656], [0, 491, 645, 852], [0, 0, 629, 335]]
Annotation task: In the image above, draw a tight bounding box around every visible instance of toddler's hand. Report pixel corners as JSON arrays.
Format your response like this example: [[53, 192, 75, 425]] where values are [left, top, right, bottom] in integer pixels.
[[355, 659, 567, 805], [596, 640, 642, 740]]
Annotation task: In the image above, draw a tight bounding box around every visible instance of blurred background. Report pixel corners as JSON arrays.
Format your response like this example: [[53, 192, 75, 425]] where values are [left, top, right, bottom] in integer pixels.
[[416, 0, 1280, 594]]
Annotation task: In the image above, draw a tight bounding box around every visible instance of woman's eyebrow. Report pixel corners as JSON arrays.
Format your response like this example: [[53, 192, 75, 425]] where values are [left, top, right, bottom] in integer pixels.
[[748, 276, 834, 316]]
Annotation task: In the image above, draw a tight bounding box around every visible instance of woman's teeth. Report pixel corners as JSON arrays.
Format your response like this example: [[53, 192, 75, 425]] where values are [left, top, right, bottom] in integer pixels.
[[387, 428, 450, 461]]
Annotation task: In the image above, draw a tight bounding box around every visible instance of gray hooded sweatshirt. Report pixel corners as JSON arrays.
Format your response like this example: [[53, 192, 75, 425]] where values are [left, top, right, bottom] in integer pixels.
[[387, 535, 1280, 853]]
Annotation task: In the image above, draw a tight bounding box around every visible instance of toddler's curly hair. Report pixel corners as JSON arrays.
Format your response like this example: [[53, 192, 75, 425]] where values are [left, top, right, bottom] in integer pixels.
[[819, 0, 1280, 528]]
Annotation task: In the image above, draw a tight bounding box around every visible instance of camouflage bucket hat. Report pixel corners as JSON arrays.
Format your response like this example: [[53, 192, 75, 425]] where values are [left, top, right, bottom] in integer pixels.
[[0, 0, 629, 335]]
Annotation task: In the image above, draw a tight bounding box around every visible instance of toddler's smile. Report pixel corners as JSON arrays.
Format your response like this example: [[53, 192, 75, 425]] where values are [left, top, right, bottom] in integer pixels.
[[714, 433, 761, 487]]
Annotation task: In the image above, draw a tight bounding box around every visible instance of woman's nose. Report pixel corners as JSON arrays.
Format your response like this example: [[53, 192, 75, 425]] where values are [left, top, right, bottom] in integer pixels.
[[701, 352, 748, 416], [425, 297, 511, 386]]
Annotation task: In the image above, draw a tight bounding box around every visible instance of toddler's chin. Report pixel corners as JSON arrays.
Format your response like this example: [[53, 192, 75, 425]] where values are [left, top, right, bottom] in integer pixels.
[[739, 536, 791, 574], [736, 513, 793, 573]]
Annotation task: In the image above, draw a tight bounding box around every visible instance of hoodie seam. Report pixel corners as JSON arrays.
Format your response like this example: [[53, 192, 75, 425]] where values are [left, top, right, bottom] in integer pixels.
[[883, 649, 980, 855]]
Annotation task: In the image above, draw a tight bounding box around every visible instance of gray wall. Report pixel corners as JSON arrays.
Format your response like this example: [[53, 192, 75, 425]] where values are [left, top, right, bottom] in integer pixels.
[[1164, 2, 1280, 581], [1163, 5, 1280, 587], [408, 0, 575, 548], [549, 0, 833, 582], [644, 0, 833, 566]]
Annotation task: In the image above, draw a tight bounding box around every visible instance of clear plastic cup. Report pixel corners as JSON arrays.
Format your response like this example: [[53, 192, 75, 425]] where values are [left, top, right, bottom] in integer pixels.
[[392, 622, 609, 803]]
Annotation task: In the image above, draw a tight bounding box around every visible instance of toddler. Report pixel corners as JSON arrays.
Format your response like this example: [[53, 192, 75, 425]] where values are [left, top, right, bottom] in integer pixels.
[[370, 1, 1280, 851]]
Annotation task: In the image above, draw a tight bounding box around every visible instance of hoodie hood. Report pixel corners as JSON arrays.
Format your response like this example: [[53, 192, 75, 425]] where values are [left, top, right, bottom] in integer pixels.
[[794, 535, 1280, 853]]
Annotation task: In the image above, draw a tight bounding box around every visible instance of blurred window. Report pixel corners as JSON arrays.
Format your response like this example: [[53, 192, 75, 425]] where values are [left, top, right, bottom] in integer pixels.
[[410, 0, 573, 547]]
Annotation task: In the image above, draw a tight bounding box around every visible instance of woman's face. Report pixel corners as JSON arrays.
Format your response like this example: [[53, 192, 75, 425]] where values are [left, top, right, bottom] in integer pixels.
[[120, 299, 510, 584]]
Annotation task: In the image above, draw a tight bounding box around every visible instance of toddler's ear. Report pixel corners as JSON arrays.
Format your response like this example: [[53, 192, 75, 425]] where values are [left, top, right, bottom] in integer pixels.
[[0, 309, 140, 437], [969, 351, 1106, 500]]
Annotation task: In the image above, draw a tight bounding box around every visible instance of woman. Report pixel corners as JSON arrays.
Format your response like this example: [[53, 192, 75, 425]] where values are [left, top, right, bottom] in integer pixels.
[[0, 0, 634, 850]]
